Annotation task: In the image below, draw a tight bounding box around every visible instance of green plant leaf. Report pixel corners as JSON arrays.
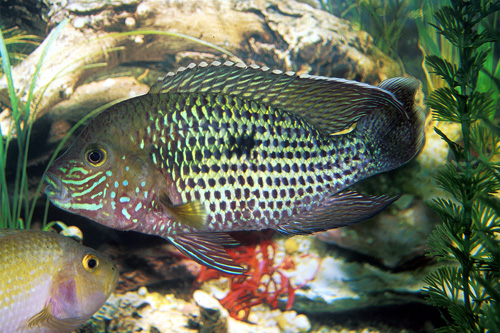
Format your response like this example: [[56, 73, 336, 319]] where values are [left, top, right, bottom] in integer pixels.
[[426, 55, 458, 85], [428, 87, 461, 122], [423, 0, 500, 330], [434, 127, 464, 161]]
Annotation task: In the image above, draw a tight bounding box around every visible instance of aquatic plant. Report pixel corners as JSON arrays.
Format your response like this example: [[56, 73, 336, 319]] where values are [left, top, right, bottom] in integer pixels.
[[320, 0, 414, 70], [422, 0, 500, 331], [196, 237, 315, 321], [414, 0, 500, 102], [0, 21, 96, 230], [321, 0, 499, 106], [0, 28, 40, 73], [0, 23, 64, 229]]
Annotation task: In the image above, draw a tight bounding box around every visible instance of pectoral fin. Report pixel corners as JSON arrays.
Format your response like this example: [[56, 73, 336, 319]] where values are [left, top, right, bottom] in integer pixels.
[[167, 233, 246, 275], [277, 191, 399, 235], [159, 192, 207, 229], [27, 305, 87, 332]]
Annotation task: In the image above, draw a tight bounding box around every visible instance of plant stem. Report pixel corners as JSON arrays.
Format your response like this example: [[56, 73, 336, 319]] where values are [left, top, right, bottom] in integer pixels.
[[457, 1, 477, 325], [460, 113, 474, 323]]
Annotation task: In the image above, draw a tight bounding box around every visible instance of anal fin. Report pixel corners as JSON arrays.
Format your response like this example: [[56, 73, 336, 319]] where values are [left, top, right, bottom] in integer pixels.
[[277, 191, 399, 235], [167, 233, 246, 275]]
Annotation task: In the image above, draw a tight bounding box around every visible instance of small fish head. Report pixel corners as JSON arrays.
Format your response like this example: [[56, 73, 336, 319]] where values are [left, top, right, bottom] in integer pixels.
[[44, 124, 158, 230], [73, 248, 118, 316], [52, 246, 118, 320]]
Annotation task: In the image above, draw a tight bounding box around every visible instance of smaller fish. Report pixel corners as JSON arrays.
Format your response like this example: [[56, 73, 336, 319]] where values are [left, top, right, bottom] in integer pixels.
[[0, 229, 118, 332]]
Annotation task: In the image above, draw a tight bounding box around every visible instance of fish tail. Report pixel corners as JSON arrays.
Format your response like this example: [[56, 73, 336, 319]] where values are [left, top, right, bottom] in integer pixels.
[[355, 77, 426, 173]]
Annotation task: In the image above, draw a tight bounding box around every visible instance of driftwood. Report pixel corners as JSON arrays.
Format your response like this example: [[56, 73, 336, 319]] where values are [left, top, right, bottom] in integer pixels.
[[0, 0, 400, 135]]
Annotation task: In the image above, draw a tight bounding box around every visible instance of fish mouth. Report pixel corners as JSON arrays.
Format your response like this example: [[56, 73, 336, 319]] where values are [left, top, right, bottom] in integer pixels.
[[44, 172, 69, 203]]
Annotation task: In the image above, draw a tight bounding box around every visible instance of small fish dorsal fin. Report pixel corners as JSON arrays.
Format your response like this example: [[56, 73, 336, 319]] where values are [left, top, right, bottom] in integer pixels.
[[150, 61, 405, 135]]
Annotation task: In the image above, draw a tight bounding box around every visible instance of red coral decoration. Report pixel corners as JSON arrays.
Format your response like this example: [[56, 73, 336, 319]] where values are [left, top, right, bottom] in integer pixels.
[[196, 233, 312, 322]]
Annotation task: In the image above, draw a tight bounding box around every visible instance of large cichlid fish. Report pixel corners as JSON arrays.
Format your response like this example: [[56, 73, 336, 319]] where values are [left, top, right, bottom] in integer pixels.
[[44, 61, 425, 274], [0, 229, 118, 332]]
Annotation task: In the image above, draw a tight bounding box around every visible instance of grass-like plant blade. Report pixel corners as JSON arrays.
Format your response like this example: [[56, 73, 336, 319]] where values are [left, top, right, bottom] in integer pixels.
[[0, 28, 21, 227], [0, 20, 68, 229]]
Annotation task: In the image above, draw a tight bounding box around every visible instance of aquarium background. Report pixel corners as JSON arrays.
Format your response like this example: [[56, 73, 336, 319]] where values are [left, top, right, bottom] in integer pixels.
[[0, 0, 498, 332]]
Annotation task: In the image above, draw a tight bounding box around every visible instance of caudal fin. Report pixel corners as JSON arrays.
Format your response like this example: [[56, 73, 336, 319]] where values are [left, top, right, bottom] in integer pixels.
[[355, 77, 426, 174]]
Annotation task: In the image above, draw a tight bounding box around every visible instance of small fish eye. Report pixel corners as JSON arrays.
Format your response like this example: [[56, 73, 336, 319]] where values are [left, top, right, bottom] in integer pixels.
[[83, 253, 100, 272], [85, 147, 107, 167]]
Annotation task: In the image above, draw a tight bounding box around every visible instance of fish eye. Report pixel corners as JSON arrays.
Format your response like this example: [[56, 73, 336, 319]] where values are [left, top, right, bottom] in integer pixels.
[[83, 253, 100, 272], [85, 147, 107, 167]]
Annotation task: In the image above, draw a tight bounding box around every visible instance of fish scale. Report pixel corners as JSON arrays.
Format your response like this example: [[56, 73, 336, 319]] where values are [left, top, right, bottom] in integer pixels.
[[44, 61, 425, 274], [147, 92, 371, 232]]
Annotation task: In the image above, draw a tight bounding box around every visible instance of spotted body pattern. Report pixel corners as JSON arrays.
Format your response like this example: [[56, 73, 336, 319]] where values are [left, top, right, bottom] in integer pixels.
[[45, 61, 425, 274], [148, 92, 374, 233]]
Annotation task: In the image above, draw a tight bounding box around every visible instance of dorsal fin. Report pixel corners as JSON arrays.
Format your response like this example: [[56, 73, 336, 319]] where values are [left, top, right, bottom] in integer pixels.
[[150, 61, 406, 135]]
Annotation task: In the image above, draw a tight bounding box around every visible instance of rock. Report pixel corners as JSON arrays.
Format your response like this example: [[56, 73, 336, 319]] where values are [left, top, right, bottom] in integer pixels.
[[100, 240, 201, 293], [276, 311, 311, 332], [315, 200, 438, 269], [197, 236, 430, 319], [293, 254, 427, 314], [283, 237, 430, 313], [77, 288, 198, 332], [193, 290, 229, 333], [77, 287, 281, 333]]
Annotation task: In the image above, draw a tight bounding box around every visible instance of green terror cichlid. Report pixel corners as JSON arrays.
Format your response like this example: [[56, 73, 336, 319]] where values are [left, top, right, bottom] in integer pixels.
[[0, 229, 118, 332], [44, 61, 425, 274]]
